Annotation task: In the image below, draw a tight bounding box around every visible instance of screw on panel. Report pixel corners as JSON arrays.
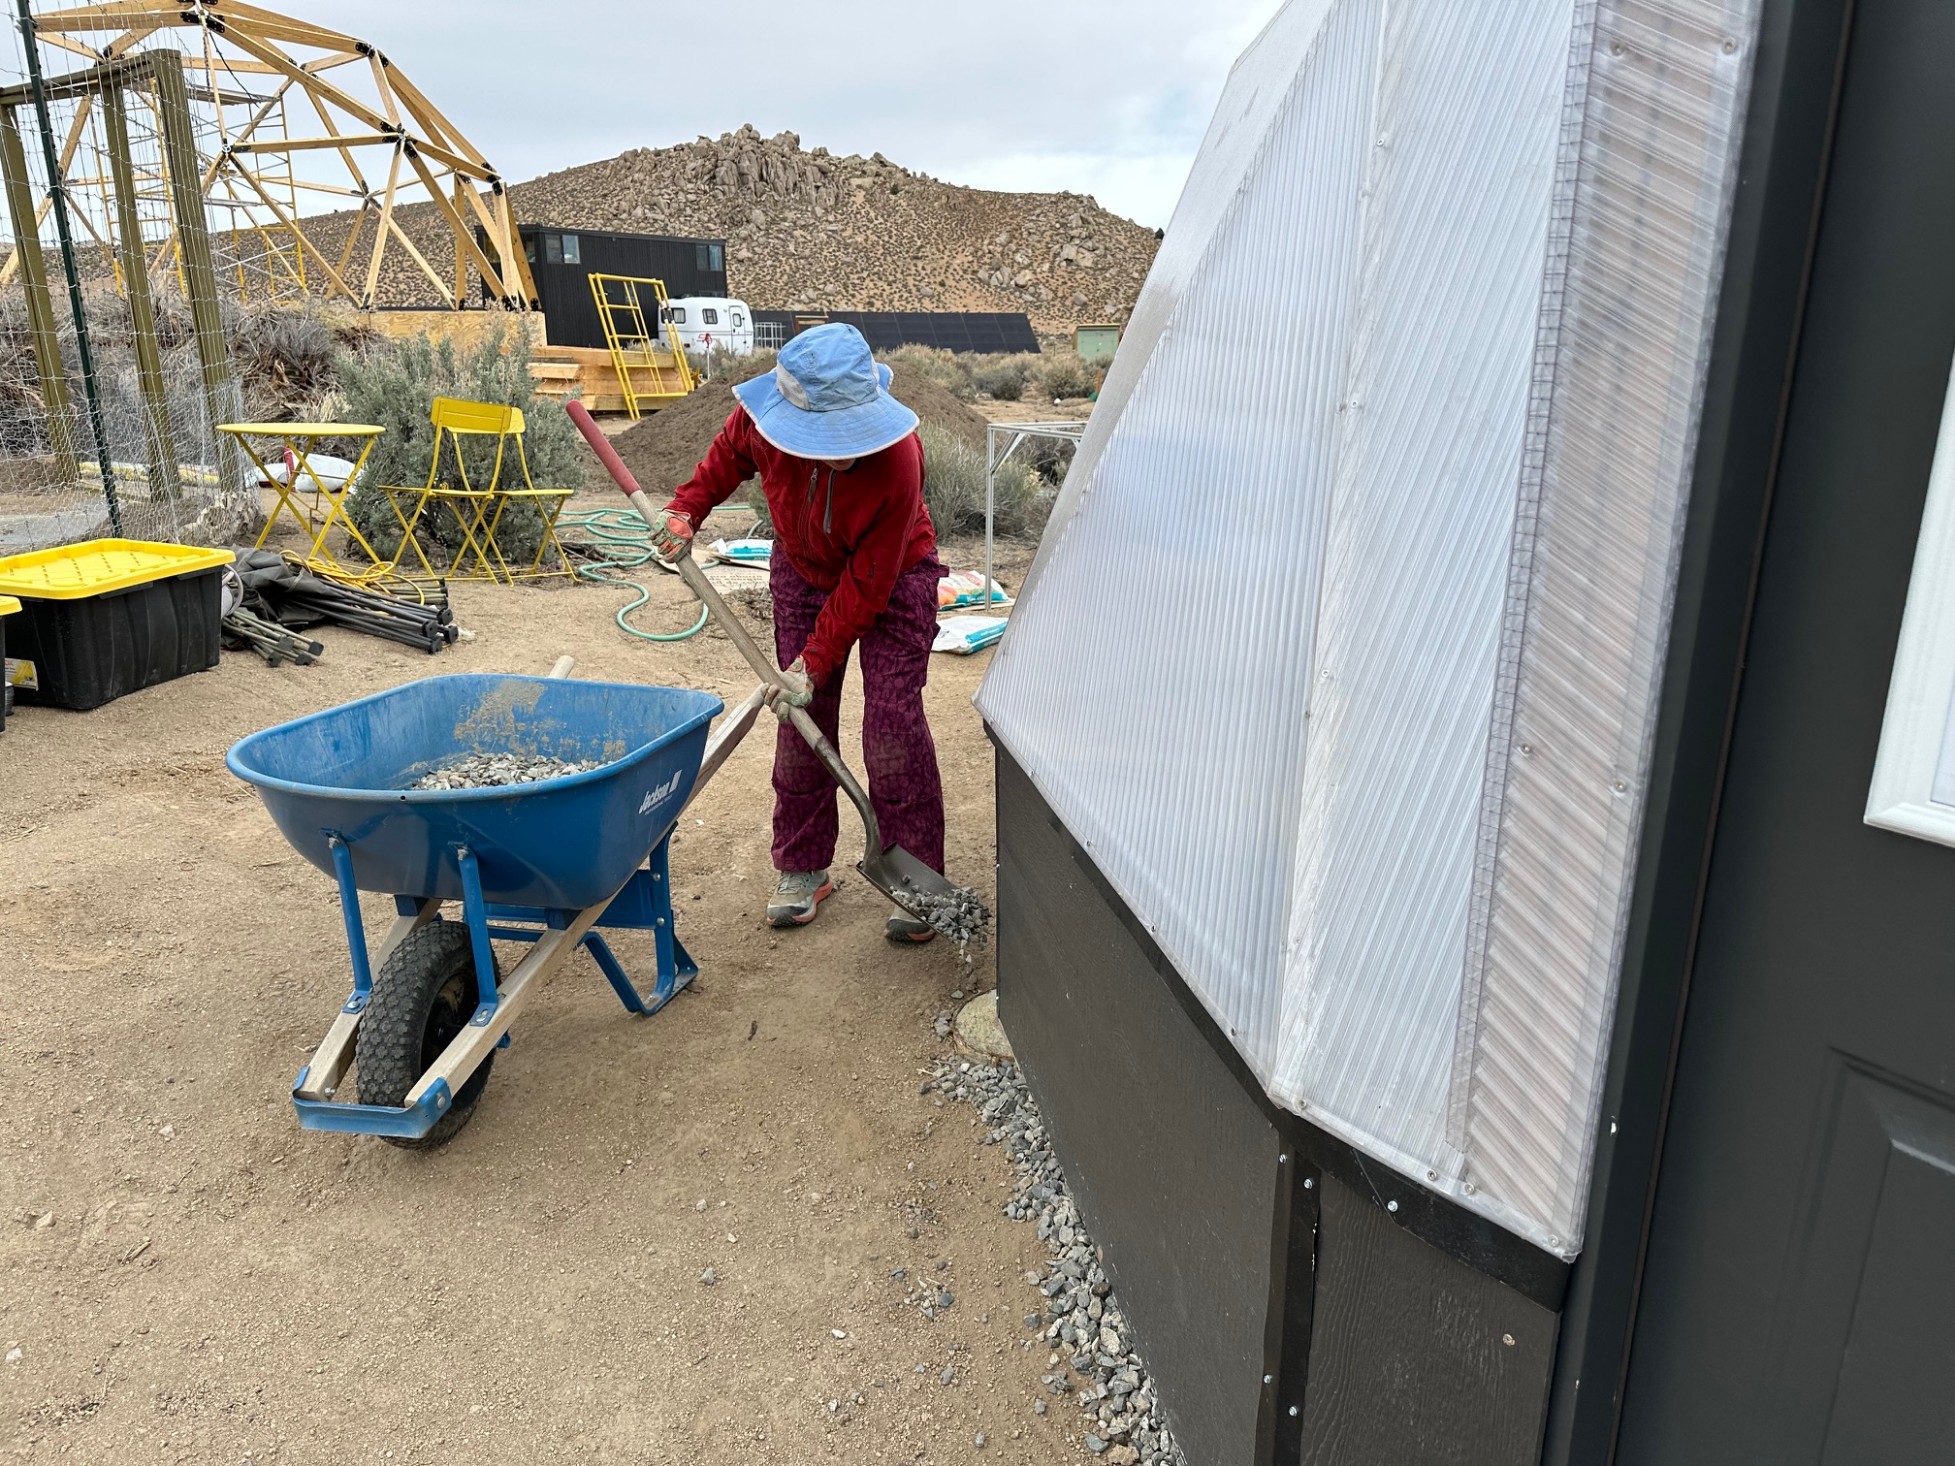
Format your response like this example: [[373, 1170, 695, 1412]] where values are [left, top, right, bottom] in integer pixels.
[[1303, 1178, 1314, 1190], [1263, 1374, 1274, 1385], [1613, 779, 1629, 793], [1288, 1406, 1300, 1418], [1503, 1333, 1516, 1347], [1722, 36, 1737, 53], [1425, 1170, 1437, 1182], [1386, 1200, 1399, 1213], [1519, 742, 1534, 756], [1278, 1153, 1288, 1164], [1463, 1181, 1477, 1195]]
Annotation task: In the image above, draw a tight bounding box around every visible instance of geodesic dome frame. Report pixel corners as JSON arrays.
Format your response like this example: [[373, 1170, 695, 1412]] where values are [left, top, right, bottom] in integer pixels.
[[14, 0, 535, 310]]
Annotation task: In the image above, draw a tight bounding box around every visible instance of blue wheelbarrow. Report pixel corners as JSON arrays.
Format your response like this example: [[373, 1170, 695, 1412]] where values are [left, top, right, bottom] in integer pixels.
[[227, 664, 766, 1147]]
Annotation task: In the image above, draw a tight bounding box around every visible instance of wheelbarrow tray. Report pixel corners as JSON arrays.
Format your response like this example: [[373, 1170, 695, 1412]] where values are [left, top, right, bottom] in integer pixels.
[[226, 674, 722, 911]]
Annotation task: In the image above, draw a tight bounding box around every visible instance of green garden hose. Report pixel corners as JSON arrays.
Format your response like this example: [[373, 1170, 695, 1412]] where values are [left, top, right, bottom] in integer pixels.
[[559, 507, 709, 642]]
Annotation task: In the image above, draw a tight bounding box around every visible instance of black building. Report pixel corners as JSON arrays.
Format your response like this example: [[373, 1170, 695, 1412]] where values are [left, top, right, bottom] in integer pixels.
[[478, 225, 728, 348]]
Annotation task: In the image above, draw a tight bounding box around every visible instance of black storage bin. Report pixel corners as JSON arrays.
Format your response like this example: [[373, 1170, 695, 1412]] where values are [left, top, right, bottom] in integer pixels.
[[8, 564, 225, 711], [0, 604, 13, 731]]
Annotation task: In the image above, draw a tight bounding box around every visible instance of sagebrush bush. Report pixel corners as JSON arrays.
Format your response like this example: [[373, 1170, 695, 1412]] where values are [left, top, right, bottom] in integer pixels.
[[917, 420, 1047, 538], [1037, 351, 1099, 401], [340, 326, 586, 567], [971, 353, 1034, 401], [881, 343, 974, 401], [223, 297, 387, 422]]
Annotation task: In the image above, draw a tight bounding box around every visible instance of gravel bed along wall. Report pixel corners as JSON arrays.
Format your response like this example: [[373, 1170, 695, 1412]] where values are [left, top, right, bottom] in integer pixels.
[[923, 1052, 1186, 1466]]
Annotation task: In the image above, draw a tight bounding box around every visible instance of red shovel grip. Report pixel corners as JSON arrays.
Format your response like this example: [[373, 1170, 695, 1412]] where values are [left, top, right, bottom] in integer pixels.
[[565, 400, 644, 497]]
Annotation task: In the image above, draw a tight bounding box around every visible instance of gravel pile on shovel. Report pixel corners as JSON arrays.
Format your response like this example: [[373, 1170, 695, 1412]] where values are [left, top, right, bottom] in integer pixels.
[[411, 754, 601, 790], [896, 885, 993, 950], [923, 1055, 1186, 1466]]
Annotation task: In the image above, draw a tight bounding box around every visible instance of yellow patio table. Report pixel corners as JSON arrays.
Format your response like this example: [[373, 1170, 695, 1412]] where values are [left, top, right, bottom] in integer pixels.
[[220, 422, 388, 575]]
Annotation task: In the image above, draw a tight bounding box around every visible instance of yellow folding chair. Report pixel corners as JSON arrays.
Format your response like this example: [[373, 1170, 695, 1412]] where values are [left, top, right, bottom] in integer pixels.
[[471, 407, 575, 581], [385, 397, 563, 582]]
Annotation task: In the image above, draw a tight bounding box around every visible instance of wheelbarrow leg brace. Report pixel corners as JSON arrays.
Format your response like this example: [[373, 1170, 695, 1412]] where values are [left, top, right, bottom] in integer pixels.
[[484, 838, 697, 1016]]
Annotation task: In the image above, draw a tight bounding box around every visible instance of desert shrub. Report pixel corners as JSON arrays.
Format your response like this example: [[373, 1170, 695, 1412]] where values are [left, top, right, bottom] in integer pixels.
[[1036, 351, 1099, 401], [917, 419, 1047, 539], [881, 343, 974, 401], [340, 326, 586, 567], [224, 297, 388, 421], [1022, 434, 1077, 485], [970, 353, 1035, 401]]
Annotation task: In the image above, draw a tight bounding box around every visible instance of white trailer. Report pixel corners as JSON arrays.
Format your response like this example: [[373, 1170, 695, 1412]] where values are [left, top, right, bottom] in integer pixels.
[[661, 297, 754, 356]]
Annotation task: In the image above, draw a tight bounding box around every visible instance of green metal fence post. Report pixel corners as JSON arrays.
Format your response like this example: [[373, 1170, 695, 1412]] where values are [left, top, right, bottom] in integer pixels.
[[15, 0, 119, 532]]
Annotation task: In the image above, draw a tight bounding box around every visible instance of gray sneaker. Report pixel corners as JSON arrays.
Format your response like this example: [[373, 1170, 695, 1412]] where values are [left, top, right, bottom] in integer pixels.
[[767, 869, 833, 927], [886, 904, 936, 944]]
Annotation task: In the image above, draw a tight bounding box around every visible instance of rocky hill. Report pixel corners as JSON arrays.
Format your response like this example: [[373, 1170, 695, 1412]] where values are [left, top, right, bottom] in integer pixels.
[[301, 126, 1161, 332]]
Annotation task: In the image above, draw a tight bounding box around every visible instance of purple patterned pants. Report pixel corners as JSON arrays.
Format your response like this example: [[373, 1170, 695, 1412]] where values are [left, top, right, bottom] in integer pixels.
[[770, 551, 947, 874]]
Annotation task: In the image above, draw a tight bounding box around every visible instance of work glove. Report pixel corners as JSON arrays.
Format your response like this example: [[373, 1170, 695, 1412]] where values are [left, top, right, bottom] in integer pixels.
[[652, 508, 694, 561], [768, 658, 815, 720]]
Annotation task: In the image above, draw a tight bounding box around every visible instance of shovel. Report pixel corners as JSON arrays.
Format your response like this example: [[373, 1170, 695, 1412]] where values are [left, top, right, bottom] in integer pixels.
[[566, 401, 964, 914]]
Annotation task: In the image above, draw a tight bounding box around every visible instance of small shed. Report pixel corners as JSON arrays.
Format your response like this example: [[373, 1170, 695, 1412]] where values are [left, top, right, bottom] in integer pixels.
[[1072, 324, 1121, 362], [977, 0, 1955, 1461]]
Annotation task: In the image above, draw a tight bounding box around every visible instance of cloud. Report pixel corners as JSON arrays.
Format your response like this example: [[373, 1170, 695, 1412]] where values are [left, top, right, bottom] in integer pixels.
[[266, 0, 1289, 227]]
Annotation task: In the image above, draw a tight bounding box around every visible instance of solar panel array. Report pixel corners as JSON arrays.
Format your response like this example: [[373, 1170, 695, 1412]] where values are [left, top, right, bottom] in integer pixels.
[[752, 310, 1040, 354]]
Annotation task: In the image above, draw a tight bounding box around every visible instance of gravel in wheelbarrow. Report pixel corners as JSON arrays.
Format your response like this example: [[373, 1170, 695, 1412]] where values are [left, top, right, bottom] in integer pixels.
[[227, 673, 723, 911]]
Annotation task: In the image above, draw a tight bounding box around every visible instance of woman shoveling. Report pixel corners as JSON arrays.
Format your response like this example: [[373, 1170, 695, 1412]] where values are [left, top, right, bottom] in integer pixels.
[[653, 324, 948, 943]]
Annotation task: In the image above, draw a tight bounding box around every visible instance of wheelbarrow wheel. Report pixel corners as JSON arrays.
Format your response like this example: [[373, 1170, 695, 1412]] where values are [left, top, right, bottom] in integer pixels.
[[357, 920, 500, 1149]]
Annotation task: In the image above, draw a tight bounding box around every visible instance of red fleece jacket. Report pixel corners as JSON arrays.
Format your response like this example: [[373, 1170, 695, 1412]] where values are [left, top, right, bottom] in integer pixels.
[[665, 408, 937, 683]]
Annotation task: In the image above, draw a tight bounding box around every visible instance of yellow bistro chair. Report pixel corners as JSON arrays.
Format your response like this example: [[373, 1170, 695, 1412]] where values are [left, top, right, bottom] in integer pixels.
[[386, 397, 575, 582]]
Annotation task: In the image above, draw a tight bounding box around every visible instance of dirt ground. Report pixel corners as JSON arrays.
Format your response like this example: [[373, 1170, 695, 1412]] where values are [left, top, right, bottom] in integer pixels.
[[0, 525, 1075, 1464]]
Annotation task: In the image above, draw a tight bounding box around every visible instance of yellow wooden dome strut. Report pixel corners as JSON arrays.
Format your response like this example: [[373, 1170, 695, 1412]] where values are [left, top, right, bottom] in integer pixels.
[[10, 1, 538, 312]]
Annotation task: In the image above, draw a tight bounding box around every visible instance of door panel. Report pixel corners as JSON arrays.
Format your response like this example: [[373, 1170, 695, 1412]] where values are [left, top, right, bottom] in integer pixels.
[[1616, 0, 1955, 1458], [1817, 1077, 1955, 1462], [1763, 1060, 1955, 1460]]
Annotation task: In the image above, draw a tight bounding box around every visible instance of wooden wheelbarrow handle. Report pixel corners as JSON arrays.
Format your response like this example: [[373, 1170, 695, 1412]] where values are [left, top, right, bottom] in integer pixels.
[[564, 401, 888, 856]]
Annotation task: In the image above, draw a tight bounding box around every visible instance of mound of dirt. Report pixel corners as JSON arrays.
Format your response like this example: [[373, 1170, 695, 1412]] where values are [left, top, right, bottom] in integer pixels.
[[612, 362, 988, 499]]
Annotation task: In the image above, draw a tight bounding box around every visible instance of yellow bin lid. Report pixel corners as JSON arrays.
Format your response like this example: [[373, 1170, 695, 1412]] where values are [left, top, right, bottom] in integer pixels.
[[0, 595, 18, 616], [0, 539, 234, 601]]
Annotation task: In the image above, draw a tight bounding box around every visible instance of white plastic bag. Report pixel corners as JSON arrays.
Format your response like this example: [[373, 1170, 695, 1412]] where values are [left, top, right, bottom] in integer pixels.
[[932, 615, 1008, 655]]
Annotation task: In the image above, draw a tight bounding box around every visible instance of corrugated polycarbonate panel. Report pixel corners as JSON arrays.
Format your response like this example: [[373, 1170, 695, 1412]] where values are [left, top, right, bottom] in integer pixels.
[[1012, 0, 1337, 609], [1267, 0, 1578, 1178], [978, 0, 1381, 1067], [1449, 0, 1760, 1254], [979, 0, 1757, 1260]]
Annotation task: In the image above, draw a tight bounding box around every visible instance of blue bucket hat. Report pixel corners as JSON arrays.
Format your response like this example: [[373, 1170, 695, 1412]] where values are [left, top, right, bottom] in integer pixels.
[[733, 323, 919, 460]]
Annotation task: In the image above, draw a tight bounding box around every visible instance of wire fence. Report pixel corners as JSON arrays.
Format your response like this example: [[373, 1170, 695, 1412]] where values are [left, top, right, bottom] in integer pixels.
[[0, 7, 301, 554]]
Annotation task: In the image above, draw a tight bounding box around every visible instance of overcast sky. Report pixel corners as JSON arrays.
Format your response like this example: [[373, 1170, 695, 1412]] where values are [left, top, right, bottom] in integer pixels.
[[280, 1, 1289, 229]]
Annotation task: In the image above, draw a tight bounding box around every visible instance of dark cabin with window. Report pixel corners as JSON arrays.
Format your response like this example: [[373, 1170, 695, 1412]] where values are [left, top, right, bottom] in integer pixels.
[[475, 225, 728, 348]]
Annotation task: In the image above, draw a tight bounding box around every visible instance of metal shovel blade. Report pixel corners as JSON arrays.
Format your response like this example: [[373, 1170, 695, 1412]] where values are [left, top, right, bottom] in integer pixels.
[[860, 841, 962, 908]]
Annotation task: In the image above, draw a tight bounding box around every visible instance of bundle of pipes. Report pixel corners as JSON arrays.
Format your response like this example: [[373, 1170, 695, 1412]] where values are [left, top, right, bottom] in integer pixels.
[[270, 572, 459, 655], [223, 607, 324, 667], [230, 549, 461, 656]]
